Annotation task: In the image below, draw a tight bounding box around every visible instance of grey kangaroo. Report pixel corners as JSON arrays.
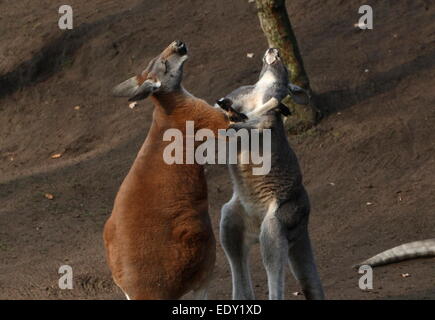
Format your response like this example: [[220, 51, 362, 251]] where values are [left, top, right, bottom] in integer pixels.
[[216, 48, 324, 300]]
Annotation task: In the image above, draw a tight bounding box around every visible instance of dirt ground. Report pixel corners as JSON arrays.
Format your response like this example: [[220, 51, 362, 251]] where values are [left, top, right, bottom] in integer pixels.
[[0, 0, 434, 300]]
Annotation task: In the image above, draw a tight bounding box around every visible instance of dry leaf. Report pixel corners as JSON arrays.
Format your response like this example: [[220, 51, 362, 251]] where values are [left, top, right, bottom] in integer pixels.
[[51, 153, 62, 159], [74, 106, 81, 110], [44, 193, 54, 200], [396, 191, 403, 202]]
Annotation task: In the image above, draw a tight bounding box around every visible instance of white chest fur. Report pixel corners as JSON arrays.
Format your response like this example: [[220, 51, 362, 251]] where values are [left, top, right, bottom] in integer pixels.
[[252, 71, 276, 111], [240, 196, 279, 237], [238, 71, 277, 114]]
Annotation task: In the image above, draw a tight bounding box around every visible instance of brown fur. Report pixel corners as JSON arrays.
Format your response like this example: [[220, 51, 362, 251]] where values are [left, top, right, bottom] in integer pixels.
[[104, 90, 231, 299]]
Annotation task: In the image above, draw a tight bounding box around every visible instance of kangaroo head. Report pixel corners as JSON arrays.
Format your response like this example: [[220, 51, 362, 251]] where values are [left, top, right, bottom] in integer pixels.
[[112, 41, 188, 101], [259, 48, 288, 85], [260, 48, 310, 105]]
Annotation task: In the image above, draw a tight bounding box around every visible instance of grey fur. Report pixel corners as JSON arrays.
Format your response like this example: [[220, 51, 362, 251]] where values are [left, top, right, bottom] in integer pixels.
[[113, 78, 161, 101], [288, 83, 310, 105], [356, 239, 435, 268], [218, 48, 324, 300]]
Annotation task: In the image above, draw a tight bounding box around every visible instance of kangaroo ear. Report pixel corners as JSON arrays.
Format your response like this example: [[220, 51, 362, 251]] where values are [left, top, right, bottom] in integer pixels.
[[112, 76, 161, 101], [288, 83, 310, 105]]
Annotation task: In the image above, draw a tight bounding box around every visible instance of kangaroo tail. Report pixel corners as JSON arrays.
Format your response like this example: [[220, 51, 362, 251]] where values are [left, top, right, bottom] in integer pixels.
[[355, 239, 435, 268]]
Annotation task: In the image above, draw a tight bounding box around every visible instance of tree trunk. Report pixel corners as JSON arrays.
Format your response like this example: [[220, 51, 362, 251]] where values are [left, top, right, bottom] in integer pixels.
[[255, 0, 319, 132]]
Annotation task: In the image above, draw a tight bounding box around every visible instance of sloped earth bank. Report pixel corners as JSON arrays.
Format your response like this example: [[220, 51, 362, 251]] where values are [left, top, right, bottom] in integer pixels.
[[0, 0, 434, 299]]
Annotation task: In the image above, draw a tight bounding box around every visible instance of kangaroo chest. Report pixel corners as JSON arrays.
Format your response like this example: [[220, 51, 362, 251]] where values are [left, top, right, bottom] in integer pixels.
[[240, 72, 276, 113], [229, 164, 277, 217]]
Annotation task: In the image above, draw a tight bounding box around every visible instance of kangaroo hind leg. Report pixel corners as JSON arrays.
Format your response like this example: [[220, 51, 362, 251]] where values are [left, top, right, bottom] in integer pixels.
[[260, 210, 289, 300], [288, 228, 325, 300], [220, 194, 256, 300]]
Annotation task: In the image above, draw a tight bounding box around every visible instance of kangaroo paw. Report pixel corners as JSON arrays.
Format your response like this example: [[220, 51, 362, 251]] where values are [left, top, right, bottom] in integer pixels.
[[276, 103, 291, 116], [216, 97, 233, 111], [216, 97, 248, 123], [228, 106, 248, 123]]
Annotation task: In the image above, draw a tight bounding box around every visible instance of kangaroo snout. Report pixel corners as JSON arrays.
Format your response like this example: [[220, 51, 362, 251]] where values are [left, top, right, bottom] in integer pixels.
[[264, 48, 280, 65], [173, 40, 187, 55]]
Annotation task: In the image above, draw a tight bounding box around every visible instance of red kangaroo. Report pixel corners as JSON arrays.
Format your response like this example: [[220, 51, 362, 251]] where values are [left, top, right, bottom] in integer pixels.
[[103, 41, 244, 300]]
